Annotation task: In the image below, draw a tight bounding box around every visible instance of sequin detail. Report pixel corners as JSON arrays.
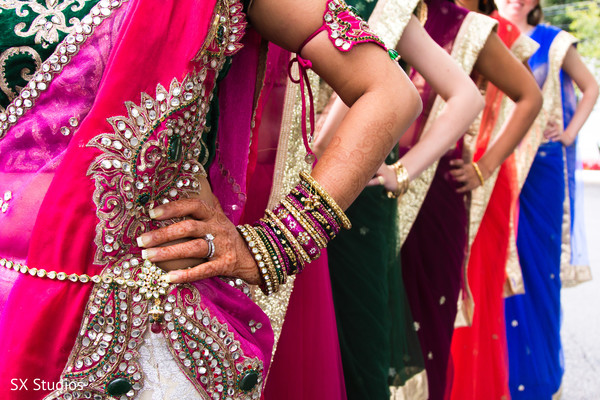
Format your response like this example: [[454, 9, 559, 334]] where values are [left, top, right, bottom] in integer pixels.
[[0, 190, 11, 213], [323, 0, 385, 52], [46, 1, 263, 398], [0, 0, 128, 140], [87, 76, 210, 265]]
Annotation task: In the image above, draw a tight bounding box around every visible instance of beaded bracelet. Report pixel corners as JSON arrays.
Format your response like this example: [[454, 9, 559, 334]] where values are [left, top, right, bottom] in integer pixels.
[[259, 218, 299, 275], [284, 194, 330, 246], [237, 224, 278, 295], [255, 225, 286, 286], [267, 209, 311, 266], [238, 173, 351, 295], [290, 185, 340, 239], [276, 202, 323, 258], [299, 171, 352, 229]]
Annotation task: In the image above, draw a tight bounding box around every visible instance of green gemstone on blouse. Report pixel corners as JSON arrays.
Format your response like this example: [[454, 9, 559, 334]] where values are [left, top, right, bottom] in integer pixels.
[[168, 134, 182, 162], [388, 49, 400, 61], [137, 193, 150, 205], [106, 377, 132, 396], [218, 25, 225, 44], [238, 370, 259, 392]]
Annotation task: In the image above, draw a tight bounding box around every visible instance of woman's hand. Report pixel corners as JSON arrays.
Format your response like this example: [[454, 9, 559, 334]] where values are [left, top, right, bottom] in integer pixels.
[[366, 163, 398, 193], [543, 120, 563, 142], [449, 159, 487, 193], [136, 196, 260, 285]]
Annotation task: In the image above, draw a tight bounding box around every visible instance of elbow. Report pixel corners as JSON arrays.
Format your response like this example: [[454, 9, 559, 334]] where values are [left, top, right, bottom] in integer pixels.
[[518, 85, 543, 117], [533, 88, 543, 114], [463, 81, 485, 119], [403, 82, 423, 127], [586, 81, 599, 104], [383, 77, 422, 142], [474, 92, 485, 115]]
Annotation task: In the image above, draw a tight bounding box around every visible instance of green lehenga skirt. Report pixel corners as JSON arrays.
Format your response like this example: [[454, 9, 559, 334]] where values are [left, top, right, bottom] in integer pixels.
[[328, 177, 424, 399]]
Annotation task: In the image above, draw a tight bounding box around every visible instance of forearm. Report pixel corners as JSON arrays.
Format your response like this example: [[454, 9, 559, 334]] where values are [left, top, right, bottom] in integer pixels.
[[401, 90, 483, 180], [312, 84, 421, 210], [563, 85, 599, 144], [396, 16, 484, 180], [312, 95, 349, 158]]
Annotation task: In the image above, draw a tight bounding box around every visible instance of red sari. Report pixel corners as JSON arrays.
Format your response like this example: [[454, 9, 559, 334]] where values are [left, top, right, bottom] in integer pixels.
[[448, 13, 527, 400]]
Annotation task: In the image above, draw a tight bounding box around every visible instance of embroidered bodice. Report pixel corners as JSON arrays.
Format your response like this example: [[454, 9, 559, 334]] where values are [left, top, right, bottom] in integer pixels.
[[0, 0, 389, 399]]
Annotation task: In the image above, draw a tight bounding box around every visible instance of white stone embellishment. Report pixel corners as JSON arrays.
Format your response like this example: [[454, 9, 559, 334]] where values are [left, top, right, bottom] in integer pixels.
[[0, 0, 129, 140]]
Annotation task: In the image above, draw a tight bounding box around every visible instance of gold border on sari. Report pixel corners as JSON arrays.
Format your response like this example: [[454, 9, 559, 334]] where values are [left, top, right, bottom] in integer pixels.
[[253, 56, 317, 360], [508, 29, 580, 294]]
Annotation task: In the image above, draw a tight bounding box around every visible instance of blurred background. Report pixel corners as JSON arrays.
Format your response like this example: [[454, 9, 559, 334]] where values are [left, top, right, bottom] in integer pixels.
[[543, 2, 600, 398]]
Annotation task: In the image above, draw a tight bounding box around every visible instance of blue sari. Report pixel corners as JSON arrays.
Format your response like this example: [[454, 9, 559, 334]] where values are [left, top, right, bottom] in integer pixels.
[[504, 24, 575, 399]]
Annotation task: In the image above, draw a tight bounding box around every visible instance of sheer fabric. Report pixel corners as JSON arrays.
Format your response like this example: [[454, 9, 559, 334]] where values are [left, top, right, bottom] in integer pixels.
[[448, 13, 523, 400]]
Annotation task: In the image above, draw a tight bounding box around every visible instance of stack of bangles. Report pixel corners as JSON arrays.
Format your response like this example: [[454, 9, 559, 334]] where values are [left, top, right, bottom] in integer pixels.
[[386, 160, 410, 199], [237, 171, 351, 295]]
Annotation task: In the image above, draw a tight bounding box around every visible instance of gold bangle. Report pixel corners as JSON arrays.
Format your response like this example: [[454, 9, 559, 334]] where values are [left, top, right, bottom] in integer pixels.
[[299, 171, 352, 230], [472, 162, 485, 186], [266, 209, 312, 265], [387, 161, 409, 199], [281, 198, 328, 249]]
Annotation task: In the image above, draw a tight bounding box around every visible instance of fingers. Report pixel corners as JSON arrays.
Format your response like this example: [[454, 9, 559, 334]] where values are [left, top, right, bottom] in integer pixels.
[[366, 177, 381, 187], [148, 197, 214, 221], [142, 237, 210, 264], [137, 219, 208, 248], [166, 261, 224, 283], [448, 168, 465, 179], [449, 159, 465, 167], [456, 181, 477, 193]]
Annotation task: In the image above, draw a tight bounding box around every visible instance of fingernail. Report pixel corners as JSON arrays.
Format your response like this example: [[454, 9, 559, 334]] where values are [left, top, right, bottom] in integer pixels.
[[141, 248, 156, 260], [149, 207, 163, 219], [161, 274, 172, 284], [167, 272, 180, 283], [136, 235, 148, 248]]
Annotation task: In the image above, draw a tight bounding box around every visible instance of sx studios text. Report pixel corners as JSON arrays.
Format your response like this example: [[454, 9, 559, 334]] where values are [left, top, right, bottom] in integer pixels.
[[10, 379, 84, 391]]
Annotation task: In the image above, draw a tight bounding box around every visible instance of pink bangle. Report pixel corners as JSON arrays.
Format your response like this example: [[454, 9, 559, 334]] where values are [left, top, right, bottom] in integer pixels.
[[273, 204, 321, 262], [293, 185, 340, 237]]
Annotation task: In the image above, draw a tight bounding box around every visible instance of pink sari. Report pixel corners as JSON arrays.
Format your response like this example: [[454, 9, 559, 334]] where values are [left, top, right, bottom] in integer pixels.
[[0, 1, 274, 398], [241, 43, 346, 400]]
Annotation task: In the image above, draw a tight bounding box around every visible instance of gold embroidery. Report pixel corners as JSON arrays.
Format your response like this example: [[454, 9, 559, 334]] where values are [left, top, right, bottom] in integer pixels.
[[399, 12, 497, 249], [442, 12, 497, 328], [253, 55, 316, 357], [511, 33, 539, 63], [514, 30, 576, 190], [510, 30, 577, 293], [368, 0, 420, 51], [87, 76, 210, 266], [0, 45, 42, 106], [44, 1, 262, 398], [0, 0, 89, 47], [0, 0, 128, 140], [389, 369, 429, 400]]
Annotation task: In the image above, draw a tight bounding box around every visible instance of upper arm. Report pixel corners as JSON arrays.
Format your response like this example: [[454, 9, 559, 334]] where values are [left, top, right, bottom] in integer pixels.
[[248, 0, 416, 107], [561, 46, 599, 95], [396, 16, 480, 102], [474, 32, 541, 104]]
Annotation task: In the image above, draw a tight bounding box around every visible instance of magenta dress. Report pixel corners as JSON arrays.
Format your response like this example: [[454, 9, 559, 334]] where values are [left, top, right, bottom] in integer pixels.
[[0, 0, 388, 398]]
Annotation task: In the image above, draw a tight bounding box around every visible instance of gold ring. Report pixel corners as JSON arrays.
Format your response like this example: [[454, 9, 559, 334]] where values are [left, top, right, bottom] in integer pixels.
[[377, 175, 385, 186]]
